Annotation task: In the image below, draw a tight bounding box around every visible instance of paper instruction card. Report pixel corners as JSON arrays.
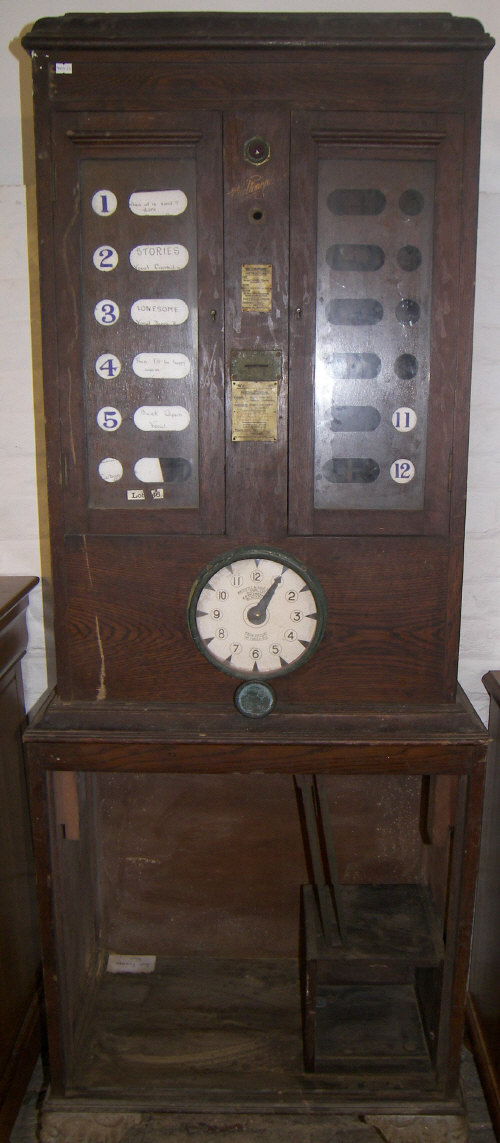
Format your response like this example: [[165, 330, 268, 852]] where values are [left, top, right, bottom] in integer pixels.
[[106, 953, 157, 974]]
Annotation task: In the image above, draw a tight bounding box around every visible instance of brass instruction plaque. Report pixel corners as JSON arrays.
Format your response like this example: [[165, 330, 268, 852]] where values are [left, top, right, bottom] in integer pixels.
[[241, 263, 272, 312], [230, 349, 282, 382], [231, 380, 278, 441]]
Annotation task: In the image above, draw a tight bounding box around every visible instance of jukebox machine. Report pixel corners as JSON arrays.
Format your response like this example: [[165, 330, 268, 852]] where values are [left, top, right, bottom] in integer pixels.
[[22, 11, 493, 1126]]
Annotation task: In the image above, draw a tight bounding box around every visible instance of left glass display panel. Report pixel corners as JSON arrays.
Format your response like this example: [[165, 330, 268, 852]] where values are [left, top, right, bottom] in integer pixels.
[[81, 159, 199, 510]]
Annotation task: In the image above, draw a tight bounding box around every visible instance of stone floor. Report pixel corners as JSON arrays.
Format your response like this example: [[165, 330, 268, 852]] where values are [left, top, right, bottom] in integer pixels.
[[9, 1050, 496, 1143]]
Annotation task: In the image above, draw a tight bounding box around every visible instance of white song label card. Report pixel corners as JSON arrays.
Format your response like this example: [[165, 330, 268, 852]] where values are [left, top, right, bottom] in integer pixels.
[[130, 245, 189, 272], [131, 299, 188, 325], [133, 406, 190, 432], [132, 353, 190, 379], [129, 190, 187, 216]]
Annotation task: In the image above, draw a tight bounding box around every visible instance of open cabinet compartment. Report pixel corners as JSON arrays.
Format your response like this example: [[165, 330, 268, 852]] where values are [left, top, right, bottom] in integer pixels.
[[37, 765, 471, 1109]]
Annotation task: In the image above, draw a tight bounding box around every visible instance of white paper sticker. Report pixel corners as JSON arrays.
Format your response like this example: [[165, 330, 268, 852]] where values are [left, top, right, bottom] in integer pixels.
[[97, 406, 122, 432], [93, 245, 119, 272], [131, 299, 188, 325], [55, 62, 73, 74], [92, 190, 117, 217], [132, 352, 190, 379], [94, 299, 120, 326], [130, 245, 189, 272], [106, 954, 157, 974], [390, 459, 415, 483], [98, 458, 123, 483], [134, 458, 164, 483], [127, 489, 146, 500], [392, 407, 417, 432], [134, 406, 190, 432], [129, 190, 188, 217], [95, 353, 122, 379]]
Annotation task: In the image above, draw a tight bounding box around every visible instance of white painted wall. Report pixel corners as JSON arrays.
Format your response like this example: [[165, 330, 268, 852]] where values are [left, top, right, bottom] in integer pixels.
[[1, 0, 499, 718]]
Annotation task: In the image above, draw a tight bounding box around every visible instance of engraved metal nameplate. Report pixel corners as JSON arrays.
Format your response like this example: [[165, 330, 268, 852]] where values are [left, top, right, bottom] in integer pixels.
[[230, 350, 281, 441], [241, 263, 272, 312]]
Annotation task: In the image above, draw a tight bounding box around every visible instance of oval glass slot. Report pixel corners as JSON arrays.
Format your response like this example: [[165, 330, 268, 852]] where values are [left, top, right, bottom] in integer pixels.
[[327, 188, 386, 216], [327, 298, 383, 326], [134, 457, 192, 484], [326, 244, 385, 272], [330, 406, 381, 432], [322, 457, 380, 484], [326, 353, 381, 379]]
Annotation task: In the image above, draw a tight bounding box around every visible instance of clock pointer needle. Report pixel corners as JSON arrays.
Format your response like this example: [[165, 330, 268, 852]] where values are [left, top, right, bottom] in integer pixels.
[[247, 576, 282, 625]]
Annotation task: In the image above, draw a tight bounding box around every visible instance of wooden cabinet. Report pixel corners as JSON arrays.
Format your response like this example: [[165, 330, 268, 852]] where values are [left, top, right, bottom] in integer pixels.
[[0, 577, 40, 1141], [22, 13, 493, 1124], [467, 670, 500, 1139]]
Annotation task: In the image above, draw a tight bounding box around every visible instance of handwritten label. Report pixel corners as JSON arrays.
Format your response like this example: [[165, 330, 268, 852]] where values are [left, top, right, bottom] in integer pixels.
[[129, 190, 188, 216], [98, 458, 123, 483], [130, 244, 189, 272], [131, 299, 188, 325], [134, 406, 190, 432], [132, 353, 190, 379]]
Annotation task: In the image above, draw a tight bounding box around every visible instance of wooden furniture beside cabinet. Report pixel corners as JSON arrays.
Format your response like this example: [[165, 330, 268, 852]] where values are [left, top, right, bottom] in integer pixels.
[[467, 670, 500, 1140], [0, 577, 41, 1141], [21, 12, 493, 1130]]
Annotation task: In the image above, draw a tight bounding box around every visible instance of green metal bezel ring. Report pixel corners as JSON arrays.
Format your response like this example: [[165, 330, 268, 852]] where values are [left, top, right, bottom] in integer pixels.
[[187, 546, 327, 681]]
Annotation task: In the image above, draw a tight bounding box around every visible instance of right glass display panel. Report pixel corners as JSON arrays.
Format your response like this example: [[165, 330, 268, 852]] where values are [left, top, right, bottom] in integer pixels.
[[314, 158, 435, 511]]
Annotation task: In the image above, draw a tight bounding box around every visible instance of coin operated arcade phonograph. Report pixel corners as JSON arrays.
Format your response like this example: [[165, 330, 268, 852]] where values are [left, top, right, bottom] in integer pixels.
[[22, 11, 493, 1125]]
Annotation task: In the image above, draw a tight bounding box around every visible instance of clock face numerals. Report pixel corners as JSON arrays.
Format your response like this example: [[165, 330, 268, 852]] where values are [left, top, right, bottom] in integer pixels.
[[188, 550, 326, 680]]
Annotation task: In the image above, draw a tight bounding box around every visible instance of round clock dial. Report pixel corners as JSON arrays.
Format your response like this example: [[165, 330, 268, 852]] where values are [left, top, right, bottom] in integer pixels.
[[188, 548, 326, 680]]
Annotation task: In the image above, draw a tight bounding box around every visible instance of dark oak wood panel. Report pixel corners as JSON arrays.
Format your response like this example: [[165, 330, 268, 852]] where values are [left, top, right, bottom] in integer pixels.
[[58, 534, 451, 704]]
